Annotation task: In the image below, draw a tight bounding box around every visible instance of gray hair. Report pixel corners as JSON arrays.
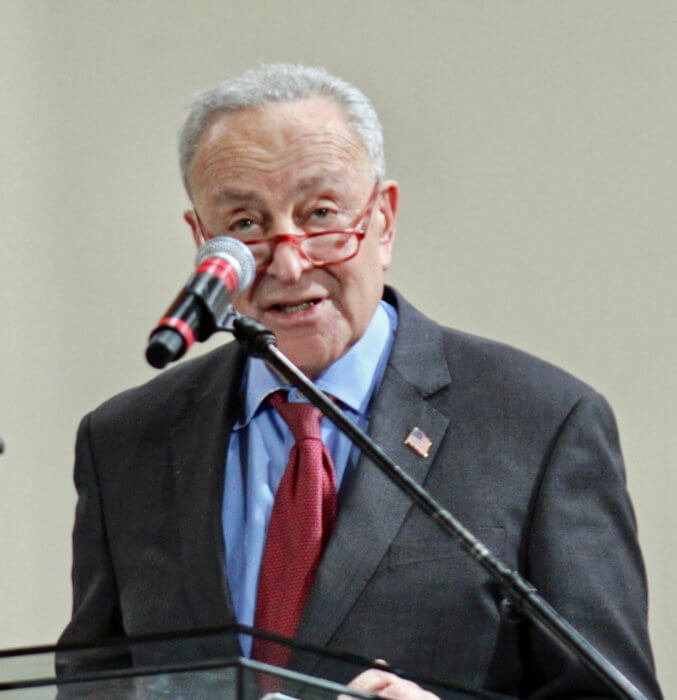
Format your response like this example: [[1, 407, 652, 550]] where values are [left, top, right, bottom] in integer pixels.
[[178, 63, 385, 195]]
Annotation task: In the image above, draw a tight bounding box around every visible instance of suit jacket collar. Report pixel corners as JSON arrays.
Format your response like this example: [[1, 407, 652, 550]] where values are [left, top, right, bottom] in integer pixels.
[[382, 286, 451, 396], [291, 286, 452, 670]]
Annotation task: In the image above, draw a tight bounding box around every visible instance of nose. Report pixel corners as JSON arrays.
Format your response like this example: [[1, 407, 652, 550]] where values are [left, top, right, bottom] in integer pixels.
[[265, 237, 312, 282], [264, 217, 313, 282]]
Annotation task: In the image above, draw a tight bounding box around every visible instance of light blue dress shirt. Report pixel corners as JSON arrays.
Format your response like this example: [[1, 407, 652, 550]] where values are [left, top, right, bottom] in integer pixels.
[[222, 300, 398, 656]]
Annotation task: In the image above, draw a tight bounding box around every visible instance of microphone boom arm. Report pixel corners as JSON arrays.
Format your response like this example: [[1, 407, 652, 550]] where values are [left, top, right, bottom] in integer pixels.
[[228, 312, 646, 700]]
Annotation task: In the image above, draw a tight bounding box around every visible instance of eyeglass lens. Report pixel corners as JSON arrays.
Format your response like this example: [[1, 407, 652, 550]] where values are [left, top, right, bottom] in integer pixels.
[[249, 232, 360, 268]]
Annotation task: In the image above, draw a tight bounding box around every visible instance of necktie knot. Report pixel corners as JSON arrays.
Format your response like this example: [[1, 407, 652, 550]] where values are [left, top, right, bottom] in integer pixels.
[[268, 391, 323, 443]]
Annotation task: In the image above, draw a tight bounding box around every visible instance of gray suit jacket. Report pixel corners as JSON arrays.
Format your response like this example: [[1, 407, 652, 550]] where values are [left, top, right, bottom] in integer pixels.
[[60, 287, 660, 698]]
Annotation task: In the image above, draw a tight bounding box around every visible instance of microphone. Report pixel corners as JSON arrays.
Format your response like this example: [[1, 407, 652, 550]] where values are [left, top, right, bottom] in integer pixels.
[[146, 237, 256, 369]]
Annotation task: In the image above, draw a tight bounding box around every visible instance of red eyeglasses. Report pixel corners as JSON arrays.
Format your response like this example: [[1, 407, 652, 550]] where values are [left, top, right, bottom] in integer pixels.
[[194, 182, 380, 271]]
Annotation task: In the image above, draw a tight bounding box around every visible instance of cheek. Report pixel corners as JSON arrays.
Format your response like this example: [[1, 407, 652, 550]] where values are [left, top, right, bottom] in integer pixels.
[[335, 270, 381, 333], [232, 276, 265, 314]]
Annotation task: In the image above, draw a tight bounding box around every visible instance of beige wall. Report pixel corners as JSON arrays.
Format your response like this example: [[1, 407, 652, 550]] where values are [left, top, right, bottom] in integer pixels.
[[1, 0, 675, 694]]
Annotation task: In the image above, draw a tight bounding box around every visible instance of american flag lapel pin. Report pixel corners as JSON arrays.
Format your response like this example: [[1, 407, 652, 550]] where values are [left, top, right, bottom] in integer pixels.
[[404, 427, 432, 458]]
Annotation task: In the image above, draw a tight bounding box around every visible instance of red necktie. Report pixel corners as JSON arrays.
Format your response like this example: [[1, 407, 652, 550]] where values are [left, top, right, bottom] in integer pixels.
[[251, 392, 338, 668]]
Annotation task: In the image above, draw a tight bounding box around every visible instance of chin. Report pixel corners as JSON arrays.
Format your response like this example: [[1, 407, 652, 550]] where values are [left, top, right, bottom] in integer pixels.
[[280, 342, 339, 380], [289, 354, 330, 381]]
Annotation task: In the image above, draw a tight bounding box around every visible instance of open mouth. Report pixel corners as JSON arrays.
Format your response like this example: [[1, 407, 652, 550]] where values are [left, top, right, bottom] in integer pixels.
[[272, 299, 322, 314]]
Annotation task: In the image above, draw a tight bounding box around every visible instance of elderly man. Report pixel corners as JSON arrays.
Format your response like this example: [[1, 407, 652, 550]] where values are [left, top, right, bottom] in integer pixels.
[[60, 64, 661, 698]]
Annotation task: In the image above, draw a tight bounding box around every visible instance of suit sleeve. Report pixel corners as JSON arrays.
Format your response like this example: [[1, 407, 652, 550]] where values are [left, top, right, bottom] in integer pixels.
[[59, 413, 125, 648], [523, 393, 661, 699]]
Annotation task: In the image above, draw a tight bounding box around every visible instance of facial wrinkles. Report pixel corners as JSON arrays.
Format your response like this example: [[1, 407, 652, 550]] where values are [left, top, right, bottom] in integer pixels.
[[191, 124, 370, 209]]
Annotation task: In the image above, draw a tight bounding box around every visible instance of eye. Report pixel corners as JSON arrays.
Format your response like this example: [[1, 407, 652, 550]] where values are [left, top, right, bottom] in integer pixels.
[[229, 217, 262, 236], [234, 218, 254, 230], [307, 201, 343, 225]]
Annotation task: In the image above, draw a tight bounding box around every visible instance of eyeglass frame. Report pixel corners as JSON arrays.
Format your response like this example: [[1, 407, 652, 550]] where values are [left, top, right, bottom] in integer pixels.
[[192, 181, 382, 271]]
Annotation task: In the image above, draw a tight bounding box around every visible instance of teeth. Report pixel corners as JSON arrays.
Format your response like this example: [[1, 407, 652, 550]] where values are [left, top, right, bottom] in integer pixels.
[[276, 301, 315, 313]]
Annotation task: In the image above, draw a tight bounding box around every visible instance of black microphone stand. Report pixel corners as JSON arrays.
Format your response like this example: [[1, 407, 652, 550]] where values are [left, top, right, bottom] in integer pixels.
[[222, 313, 645, 700]]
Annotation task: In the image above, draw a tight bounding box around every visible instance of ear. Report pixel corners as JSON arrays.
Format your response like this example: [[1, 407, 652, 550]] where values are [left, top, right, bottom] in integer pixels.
[[184, 209, 204, 249], [377, 180, 398, 270]]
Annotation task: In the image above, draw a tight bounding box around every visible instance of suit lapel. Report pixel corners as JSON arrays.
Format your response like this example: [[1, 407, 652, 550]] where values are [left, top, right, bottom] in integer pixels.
[[291, 290, 452, 671], [170, 342, 247, 631]]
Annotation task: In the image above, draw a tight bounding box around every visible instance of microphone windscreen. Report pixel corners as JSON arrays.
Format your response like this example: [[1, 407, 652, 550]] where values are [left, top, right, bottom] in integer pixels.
[[195, 236, 256, 294]]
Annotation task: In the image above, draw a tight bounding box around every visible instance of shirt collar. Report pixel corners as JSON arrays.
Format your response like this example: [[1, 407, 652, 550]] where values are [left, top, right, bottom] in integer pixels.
[[235, 300, 397, 429]]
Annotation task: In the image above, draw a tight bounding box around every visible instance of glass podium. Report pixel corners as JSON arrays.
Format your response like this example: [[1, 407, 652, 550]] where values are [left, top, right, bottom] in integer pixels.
[[0, 626, 510, 698]]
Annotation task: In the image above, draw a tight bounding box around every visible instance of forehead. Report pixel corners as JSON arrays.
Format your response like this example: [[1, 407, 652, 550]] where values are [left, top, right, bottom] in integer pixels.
[[188, 97, 371, 201]]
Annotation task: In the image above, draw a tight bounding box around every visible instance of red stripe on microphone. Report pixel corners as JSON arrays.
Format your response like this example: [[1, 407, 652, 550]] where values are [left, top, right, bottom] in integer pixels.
[[158, 316, 195, 348], [196, 257, 239, 293]]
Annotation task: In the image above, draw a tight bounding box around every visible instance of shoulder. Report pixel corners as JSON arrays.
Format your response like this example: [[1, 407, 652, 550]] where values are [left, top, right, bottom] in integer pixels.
[[385, 286, 607, 418], [83, 339, 245, 430]]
